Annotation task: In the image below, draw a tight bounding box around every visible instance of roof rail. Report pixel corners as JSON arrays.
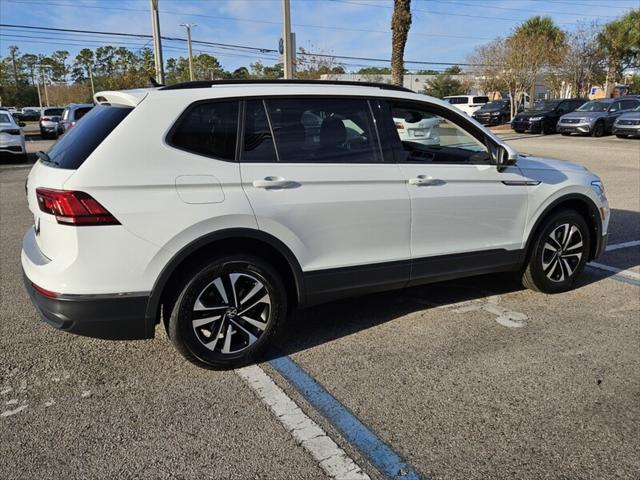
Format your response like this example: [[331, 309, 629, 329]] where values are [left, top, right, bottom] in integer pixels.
[[159, 79, 415, 93]]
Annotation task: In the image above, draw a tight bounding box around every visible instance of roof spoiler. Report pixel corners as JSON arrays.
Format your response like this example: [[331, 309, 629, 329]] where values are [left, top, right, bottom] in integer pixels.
[[93, 89, 149, 107]]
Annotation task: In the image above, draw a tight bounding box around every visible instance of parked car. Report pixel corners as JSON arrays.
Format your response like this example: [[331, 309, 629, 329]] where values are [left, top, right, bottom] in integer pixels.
[[393, 108, 440, 145], [19, 108, 42, 121], [472, 99, 511, 125], [59, 103, 94, 133], [39, 107, 64, 139], [557, 97, 640, 137], [511, 98, 585, 134], [0, 110, 27, 161], [612, 104, 640, 138], [443, 95, 489, 116], [22, 80, 609, 369]]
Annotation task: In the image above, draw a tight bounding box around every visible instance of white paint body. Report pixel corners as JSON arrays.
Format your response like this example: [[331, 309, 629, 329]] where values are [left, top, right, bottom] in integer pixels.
[[22, 84, 610, 295]]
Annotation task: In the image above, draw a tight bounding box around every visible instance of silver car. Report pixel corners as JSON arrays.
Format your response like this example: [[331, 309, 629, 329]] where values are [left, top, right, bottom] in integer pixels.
[[60, 103, 94, 134], [0, 110, 27, 161], [612, 104, 640, 138], [39, 106, 65, 139], [557, 97, 640, 137]]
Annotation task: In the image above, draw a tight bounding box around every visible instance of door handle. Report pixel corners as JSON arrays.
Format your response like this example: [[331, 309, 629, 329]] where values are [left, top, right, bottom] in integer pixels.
[[253, 176, 297, 189], [408, 175, 441, 186]]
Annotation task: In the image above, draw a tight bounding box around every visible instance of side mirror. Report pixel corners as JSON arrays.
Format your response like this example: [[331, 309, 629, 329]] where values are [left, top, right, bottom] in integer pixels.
[[495, 145, 517, 172]]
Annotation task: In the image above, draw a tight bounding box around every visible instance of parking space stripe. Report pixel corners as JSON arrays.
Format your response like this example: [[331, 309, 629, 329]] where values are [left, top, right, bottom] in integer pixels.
[[269, 355, 424, 480], [606, 240, 640, 252], [237, 364, 370, 480], [587, 264, 640, 287]]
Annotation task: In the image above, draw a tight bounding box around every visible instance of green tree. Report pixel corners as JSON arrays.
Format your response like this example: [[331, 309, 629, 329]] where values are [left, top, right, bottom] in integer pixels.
[[510, 16, 567, 102], [598, 9, 640, 97], [357, 67, 391, 75], [444, 65, 462, 75], [390, 0, 412, 86], [424, 74, 465, 97]]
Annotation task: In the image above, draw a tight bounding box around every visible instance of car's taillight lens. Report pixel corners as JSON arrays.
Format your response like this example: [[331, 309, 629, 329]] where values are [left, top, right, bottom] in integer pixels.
[[42, 116, 50, 121], [395, 122, 405, 130], [35, 188, 120, 226], [32, 282, 58, 298]]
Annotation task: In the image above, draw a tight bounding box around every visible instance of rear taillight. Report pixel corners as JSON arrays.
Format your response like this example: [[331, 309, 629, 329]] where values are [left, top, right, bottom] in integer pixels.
[[32, 282, 58, 298], [42, 116, 51, 121], [35, 188, 120, 226], [395, 122, 405, 130]]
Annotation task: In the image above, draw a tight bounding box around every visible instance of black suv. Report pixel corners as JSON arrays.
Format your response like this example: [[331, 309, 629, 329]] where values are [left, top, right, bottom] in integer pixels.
[[472, 99, 510, 126], [511, 98, 585, 134]]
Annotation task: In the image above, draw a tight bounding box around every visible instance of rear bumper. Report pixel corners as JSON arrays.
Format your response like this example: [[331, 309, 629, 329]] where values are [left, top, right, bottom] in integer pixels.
[[23, 272, 153, 340]]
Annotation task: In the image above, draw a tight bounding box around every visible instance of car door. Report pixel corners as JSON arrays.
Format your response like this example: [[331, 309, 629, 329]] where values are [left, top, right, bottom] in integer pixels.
[[381, 100, 530, 283], [240, 97, 411, 301]]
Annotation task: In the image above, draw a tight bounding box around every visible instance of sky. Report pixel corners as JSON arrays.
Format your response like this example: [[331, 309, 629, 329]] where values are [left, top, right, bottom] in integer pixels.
[[0, 0, 638, 73]]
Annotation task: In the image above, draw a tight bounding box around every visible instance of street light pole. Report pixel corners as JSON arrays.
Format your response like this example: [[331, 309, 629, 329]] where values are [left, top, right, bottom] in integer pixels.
[[282, 0, 293, 79], [180, 23, 197, 81], [150, 0, 165, 84]]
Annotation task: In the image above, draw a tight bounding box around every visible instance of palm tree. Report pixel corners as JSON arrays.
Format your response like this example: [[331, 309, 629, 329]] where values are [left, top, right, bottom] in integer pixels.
[[390, 0, 412, 86], [511, 16, 566, 102], [598, 9, 640, 97]]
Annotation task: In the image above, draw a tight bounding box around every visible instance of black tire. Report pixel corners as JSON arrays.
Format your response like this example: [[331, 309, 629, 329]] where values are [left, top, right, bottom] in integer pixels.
[[167, 254, 287, 369], [561, 132, 571, 136], [591, 121, 605, 137], [615, 134, 628, 139], [514, 129, 525, 134], [522, 209, 591, 293]]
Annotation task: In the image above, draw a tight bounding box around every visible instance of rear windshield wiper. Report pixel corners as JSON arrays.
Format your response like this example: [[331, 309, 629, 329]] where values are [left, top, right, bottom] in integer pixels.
[[36, 150, 57, 165]]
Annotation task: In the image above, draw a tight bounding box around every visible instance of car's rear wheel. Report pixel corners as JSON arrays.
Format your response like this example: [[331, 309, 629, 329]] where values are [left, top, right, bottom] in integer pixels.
[[168, 254, 287, 369], [522, 209, 590, 293], [591, 121, 605, 137]]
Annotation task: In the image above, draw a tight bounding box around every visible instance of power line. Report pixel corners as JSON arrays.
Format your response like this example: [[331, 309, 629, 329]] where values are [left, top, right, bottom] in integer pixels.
[[426, 0, 618, 18], [1, 24, 491, 67]]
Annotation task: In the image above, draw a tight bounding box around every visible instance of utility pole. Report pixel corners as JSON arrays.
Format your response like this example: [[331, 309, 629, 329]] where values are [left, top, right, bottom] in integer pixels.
[[88, 63, 95, 97], [34, 73, 42, 110], [37, 65, 51, 107], [150, 0, 165, 84], [282, 0, 293, 79], [180, 23, 197, 81]]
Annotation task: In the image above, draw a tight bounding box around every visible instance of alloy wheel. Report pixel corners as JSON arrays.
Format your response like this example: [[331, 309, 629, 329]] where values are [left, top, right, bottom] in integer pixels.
[[190, 272, 271, 354], [541, 223, 584, 283]]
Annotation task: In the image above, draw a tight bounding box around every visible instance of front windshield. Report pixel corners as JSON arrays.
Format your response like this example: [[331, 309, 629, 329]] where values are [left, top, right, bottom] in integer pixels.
[[577, 101, 609, 112], [529, 100, 560, 112], [480, 101, 507, 110]]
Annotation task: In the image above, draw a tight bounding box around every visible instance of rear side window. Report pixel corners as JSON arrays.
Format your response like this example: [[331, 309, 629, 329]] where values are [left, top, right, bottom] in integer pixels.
[[264, 97, 380, 163], [170, 101, 239, 160], [621, 99, 639, 110], [75, 107, 93, 120], [447, 97, 468, 105], [473, 96, 489, 104], [43, 105, 132, 169]]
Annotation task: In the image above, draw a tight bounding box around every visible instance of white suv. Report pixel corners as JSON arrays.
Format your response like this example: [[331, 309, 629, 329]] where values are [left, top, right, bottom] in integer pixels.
[[22, 80, 609, 369]]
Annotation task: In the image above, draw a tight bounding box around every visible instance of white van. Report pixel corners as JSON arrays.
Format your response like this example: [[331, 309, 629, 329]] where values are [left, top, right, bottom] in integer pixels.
[[443, 95, 489, 116]]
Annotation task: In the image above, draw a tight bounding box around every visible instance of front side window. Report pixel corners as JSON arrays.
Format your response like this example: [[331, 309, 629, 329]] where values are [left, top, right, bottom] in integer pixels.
[[577, 101, 609, 112], [390, 103, 491, 164], [264, 97, 380, 163], [170, 100, 238, 160]]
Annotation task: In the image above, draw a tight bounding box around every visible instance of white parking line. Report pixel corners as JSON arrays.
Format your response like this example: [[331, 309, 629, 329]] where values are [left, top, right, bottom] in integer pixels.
[[237, 365, 370, 480], [606, 240, 640, 252], [589, 262, 640, 281]]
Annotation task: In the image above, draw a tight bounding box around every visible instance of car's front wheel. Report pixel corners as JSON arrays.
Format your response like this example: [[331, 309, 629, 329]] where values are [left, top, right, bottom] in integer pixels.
[[591, 121, 605, 137], [168, 255, 287, 369], [522, 209, 590, 293]]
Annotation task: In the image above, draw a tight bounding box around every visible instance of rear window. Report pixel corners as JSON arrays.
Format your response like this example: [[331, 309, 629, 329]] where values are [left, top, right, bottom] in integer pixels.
[[43, 108, 64, 117], [446, 97, 468, 105], [43, 105, 132, 169]]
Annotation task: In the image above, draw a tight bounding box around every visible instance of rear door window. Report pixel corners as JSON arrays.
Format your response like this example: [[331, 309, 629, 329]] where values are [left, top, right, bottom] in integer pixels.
[[621, 99, 639, 110], [43, 105, 132, 169], [169, 100, 239, 160], [473, 96, 489, 104], [264, 97, 381, 163]]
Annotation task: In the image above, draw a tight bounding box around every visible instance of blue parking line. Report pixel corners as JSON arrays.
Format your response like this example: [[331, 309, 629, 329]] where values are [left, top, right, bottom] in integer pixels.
[[586, 266, 640, 287], [269, 355, 424, 480]]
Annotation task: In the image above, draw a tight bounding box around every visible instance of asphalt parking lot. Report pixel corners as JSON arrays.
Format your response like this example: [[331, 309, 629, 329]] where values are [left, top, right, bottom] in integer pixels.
[[1, 132, 639, 480]]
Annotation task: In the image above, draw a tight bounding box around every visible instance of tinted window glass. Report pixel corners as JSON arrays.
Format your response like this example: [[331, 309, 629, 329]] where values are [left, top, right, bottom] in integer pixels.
[[621, 99, 639, 110], [171, 101, 238, 160], [242, 99, 277, 162], [0, 113, 11, 123], [473, 96, 489, 104], [446, 97, 468, 105], [43, 108, 64, 117], [265, 97, 380, 163], [44, 105, 132, 170], [75, 107, 93, 120]]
